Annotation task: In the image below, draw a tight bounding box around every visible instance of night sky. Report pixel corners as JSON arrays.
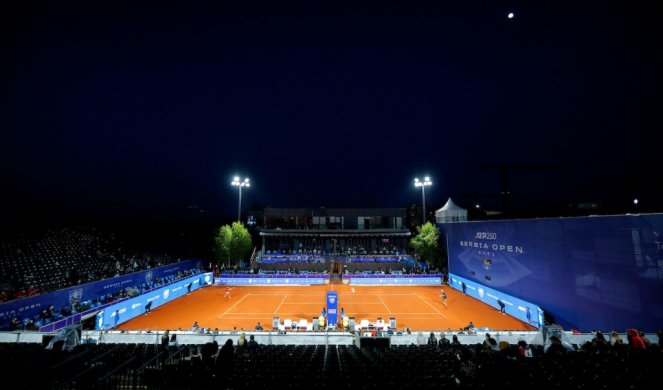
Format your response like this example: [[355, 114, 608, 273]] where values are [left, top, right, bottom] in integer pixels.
[[2, 1, 662, 223]]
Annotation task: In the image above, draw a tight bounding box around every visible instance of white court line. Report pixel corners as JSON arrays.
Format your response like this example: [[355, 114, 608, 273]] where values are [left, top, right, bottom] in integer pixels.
[[277, 302, 388, 305], [223, 311, 452, 319], [345, 294, 419, 296], [218, 293, 252, 318], [223, 312, 286, 318], [248, 293, 329, 296], [377, 295, 392, 314], [221, 317, 316, 320], [251, 302, 388, 306], [247, 293, 419, 296], [225, 312, 442, 315], [416, 293, 448, 318], [341, 312, 443, 315], [274, 294, 288, 314], [395, 316, 440, 319]]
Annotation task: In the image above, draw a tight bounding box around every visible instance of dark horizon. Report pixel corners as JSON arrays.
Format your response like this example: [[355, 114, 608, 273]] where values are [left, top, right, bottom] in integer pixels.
[[2, 1, 662, 225]]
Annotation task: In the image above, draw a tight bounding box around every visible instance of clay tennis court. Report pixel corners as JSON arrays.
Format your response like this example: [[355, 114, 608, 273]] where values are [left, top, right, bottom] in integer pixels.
[[118, 284, 536, 332]]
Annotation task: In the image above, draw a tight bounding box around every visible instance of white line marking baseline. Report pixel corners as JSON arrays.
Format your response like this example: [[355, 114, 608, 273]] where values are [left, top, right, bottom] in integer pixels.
[[218, 293, 252, 318]]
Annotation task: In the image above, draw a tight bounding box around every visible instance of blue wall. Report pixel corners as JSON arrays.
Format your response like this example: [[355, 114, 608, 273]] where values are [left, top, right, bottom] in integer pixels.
[[0, 258, 205, 328], [440, 214, 663, 332], [214, 274, 329, 286], [96, 272, 214, 329], [346, 274, 442, 285], [448, 273, 543, 328]]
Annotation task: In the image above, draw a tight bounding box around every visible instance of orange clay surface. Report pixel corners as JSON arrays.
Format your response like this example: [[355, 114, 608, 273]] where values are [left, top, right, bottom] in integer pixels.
[[118, 284, 537, 332]]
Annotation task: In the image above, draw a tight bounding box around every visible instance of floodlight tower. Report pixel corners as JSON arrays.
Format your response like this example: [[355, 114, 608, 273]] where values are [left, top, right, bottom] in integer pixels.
[[414, 176, 432, 225], [231, 176, 250, 222]]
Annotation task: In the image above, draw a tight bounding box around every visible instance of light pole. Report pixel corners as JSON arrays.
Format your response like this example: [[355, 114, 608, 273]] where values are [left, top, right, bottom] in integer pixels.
[[414, 176, 432, 225], [231, 176, 250, 222]]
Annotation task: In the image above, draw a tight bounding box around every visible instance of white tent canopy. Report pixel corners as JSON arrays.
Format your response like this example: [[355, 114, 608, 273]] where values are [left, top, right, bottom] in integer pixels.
[[435, 198, 467, 223]]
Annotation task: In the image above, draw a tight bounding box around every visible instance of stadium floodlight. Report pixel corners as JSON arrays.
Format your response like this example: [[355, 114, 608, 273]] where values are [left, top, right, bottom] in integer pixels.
[[414, 176, 432, 225], [231, 176, 250, 222]]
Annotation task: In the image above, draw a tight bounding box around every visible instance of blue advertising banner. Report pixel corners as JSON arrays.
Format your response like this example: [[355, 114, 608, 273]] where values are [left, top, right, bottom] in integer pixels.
[[440, 214, 663, 332], [448, 273, 542, 328], [214, 274, 329, 286], [0, 258, 204, 328], [96, 272, 213, 330], [347, 274, 442, 286], [327, 291, 338, 326]]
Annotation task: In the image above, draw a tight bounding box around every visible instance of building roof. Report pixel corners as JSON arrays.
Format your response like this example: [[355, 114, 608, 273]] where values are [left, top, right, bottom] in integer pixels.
[[437, 198, 466, 212]]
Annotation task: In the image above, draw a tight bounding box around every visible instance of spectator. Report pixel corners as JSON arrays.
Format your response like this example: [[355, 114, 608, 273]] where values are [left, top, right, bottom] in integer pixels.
[[215, 339, 235, 388], [592, 331, 609, 351], [168, 334, 178, 349], [438, 332, 450, 347], [627, 329, 646, 349], [255, 322, 263, 331], [200, 341, 219, 374], [161, 330, 170, 349], [237, 333, 247, 352], [546, 335, 567, 355], [247, 334, 258, 351], [610, 331, 624, 346], [517, 340, 529, 358], [638, 330, 651, 347], [484, 333, 498, 352]]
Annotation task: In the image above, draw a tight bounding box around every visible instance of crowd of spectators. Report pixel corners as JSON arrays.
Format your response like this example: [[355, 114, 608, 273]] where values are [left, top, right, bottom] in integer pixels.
[[0, 226, 186, 302], [1, 330, 661, 389], [6, 267, 203, 331], [262, 245, 407, 256], [254, 244, 434, 277], [1, 226, 206, 330]]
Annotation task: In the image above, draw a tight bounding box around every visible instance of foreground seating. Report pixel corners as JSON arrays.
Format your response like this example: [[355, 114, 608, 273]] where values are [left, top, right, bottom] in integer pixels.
[[0, 341, 661, 389]]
